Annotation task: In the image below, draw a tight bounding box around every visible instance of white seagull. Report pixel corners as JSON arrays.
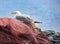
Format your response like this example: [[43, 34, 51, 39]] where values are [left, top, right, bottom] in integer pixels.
[[11, 11, 41, 24]]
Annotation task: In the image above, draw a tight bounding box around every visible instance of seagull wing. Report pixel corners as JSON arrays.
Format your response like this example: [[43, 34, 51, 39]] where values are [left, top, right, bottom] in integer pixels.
[[16, 16, 33, 24]]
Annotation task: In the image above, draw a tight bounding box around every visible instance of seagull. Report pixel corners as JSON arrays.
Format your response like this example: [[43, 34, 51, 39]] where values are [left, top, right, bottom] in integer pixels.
[[11, 11, 41, 24], [11, 11, 42, 30]]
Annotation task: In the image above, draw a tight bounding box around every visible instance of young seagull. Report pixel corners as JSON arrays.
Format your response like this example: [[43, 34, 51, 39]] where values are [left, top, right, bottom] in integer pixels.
[[11, 11, 41, 28]]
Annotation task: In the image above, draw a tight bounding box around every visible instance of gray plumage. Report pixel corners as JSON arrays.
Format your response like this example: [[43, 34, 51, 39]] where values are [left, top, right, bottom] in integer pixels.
[[16, 16, 33, 24]]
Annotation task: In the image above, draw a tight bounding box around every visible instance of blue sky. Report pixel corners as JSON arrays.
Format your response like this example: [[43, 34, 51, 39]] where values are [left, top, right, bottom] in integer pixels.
[[0, 0, 60, 32]]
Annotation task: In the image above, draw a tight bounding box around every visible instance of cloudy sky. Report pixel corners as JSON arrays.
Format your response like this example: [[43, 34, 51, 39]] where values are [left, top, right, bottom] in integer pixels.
[[0, 0, 60, 32]]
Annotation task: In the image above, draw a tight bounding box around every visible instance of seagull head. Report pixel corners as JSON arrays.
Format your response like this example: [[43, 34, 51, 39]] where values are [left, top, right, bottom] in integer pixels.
[[11, 11, 21, 16]]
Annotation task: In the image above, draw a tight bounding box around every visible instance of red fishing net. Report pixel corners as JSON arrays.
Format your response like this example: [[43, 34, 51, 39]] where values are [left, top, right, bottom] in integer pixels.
[[0, 18, 51, 44]]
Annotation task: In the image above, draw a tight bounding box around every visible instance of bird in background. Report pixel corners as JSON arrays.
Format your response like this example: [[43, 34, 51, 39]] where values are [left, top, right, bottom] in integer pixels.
[[11, 11, 42, 29]]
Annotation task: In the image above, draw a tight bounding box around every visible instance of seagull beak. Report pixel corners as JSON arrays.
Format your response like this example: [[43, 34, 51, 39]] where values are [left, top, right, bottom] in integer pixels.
[[11, 12, 15, 14]]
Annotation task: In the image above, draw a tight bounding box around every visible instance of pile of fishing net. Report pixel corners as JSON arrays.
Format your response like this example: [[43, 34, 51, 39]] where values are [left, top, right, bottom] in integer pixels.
[[0, 18, 51, 44]]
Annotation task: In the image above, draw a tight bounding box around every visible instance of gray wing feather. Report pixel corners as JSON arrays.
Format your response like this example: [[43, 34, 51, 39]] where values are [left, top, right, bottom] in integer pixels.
[[16, 16, 33, 24]]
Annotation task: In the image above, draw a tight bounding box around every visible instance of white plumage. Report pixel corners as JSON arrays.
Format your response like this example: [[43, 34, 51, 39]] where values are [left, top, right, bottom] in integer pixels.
[[11, 11, 30, 18], [11, 11, 41, 24]]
